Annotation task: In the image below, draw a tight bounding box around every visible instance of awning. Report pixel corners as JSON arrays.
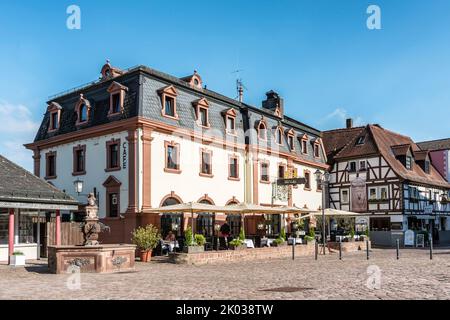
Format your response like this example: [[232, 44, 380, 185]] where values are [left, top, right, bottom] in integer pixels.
[[144, 202, 312, 215], [300, 208, 359, 219]]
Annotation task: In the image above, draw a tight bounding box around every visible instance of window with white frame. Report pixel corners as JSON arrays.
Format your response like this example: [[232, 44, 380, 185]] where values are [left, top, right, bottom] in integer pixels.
[[369, 187, 378, 201], [341, 189, 350, 204]]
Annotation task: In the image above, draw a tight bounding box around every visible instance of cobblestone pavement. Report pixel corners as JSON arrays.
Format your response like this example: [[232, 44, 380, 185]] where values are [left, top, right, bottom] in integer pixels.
[[1, 248, 449, 300]]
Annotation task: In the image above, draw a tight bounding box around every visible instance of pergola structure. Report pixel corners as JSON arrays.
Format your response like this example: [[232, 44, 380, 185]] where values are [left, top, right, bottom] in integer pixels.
[[0, 155, 78, 264]]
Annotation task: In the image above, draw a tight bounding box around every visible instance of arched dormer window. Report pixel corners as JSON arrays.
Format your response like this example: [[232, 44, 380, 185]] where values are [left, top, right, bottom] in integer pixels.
[[47, 102, 62, 132], [193, 98, 210, 128], [107, 82, 128, 116], [286, 128, 295, 151], [181, 70, 203, 89], [75, 94, 91, 126], [257, 120, 267, 141], [275, 127, 283, 145]]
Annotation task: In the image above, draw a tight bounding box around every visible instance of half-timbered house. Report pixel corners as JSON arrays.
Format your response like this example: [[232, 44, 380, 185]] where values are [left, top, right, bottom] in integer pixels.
[[323, 120, 450, 246]]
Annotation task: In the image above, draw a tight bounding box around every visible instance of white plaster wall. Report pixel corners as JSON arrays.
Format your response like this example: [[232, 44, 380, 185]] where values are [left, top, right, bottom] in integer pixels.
[[150, 132, 246, 207], [39, 131, 130, 218]]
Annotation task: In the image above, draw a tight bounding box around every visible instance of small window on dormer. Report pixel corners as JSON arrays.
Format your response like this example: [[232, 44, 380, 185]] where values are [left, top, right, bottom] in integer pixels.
[[424, 160, 430, 174], [79, 104, 87, 122], [193, 98, 210, 128], [302, 139, 308, 154], [107, 82, 128, 116], [112, 93, 121, 114], [406, 156, 413, 170], [165, 96, 175, 117], [276, 128, 283, 145], [51, 112, 59, 130], [356, 136, 365, 145], [258, 122, 267, 140], [227, 117, 235, 131], [288, 135, 294, 151], [47, 102, 62, 132], [158, 85, 178, 119], [199, 108, 208, 127], [314, 143, 320, 158]]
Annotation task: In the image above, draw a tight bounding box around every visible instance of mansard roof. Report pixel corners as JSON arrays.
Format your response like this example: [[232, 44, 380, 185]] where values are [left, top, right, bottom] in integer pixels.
[[323, 125, 450, 188], [31, 63, 326, 165]]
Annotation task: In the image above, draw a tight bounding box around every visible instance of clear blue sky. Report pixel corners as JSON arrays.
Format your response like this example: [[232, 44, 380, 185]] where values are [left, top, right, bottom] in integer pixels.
[[1, 0, 450, 171]]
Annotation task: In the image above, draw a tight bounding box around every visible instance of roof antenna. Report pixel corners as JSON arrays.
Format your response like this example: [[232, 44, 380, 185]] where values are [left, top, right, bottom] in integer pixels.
[[232, 69, 246, 103]]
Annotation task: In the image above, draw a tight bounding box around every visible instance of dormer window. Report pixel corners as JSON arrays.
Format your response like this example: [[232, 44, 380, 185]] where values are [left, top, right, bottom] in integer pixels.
[[51, 113, 59, 130], [406, 156, 413, 170], [275, 127, 283, 145], [75, 94, 91, 126], [286, 129, 295, 151], [181, 70, 203, 89], [314, 143, 320, 158], [158, 85, 178, 120], [424, 161, 430, 174], [193, 98, 210, 128], [257, 120, 267, 141], [47, 102, 62, 132], [223, 108, 237, 135], [107, 82, 128, 116], [299, 134, 309, 154], [356, 136, 366, 145]]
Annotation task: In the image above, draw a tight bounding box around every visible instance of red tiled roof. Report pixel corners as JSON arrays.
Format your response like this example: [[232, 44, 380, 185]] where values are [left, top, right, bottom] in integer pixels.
[[323, 125, 450, 188]]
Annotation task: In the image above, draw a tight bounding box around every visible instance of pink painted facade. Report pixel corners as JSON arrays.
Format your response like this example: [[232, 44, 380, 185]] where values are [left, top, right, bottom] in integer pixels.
[[429, 150, 449, 182]]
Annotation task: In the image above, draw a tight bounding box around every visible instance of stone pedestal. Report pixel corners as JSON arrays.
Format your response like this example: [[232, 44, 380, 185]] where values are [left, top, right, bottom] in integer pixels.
[[48, 244, 136, 274]]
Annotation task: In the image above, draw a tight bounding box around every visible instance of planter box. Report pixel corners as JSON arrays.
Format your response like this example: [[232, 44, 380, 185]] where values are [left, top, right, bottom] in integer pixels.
[[229, 244, 247, 251], [183, 246, 204, 254], [10, 255, 26, 266], [271, 241, 286, 247]]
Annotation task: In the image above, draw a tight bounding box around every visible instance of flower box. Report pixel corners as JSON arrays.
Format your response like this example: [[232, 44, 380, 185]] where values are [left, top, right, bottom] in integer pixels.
[[229, 244, 247, 251], [10, 254, 26, 266], [183, 245, 204, 254]]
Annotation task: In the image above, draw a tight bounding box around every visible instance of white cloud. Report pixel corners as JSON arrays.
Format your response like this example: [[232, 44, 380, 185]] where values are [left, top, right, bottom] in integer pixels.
[[0, 101, 39, 172], [319, 107, 364, 128]]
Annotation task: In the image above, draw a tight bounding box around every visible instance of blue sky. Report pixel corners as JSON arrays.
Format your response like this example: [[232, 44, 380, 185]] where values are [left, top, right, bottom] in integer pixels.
[[1, 0, 450, 171]]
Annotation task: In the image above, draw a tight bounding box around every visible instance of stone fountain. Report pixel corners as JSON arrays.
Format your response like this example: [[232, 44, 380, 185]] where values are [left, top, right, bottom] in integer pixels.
[[48, 193, 136, 274]]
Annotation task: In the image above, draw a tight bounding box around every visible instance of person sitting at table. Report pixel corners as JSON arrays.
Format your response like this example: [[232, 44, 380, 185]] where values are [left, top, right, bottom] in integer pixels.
[[165, 231, 176, 242]]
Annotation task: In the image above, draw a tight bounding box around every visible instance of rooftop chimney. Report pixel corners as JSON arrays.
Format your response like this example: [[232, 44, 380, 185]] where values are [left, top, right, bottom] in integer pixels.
[[262, 90, 284, 117], [346, 118, 353, 129]]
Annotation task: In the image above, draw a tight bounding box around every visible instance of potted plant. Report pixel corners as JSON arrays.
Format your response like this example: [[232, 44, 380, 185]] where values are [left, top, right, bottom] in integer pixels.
[[304, 235, 315, 244], [10, 251, 26, 266], [348, 227, 355, 242], [182, 228, 204, 253], [131, 224, 161, 262], [229, 239, 246, 250], [194, 234, 206, 247], [229, 227, 247, 250], [271, 237, 286, 247]]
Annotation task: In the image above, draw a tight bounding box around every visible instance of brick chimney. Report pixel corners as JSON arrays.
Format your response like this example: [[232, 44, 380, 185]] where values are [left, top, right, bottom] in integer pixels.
[[262, 90, 284, 117], [346, 118, 353, 129]]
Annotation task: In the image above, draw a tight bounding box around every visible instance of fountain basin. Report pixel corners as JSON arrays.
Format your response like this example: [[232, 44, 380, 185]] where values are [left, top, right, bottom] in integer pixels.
[[48, 244, 136, 274]]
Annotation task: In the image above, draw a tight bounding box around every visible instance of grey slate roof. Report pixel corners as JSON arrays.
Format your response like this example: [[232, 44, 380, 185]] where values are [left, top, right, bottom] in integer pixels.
[[0, 155, 77, 205], [32, 64, 326, 165], [417, 138, 450, 152]]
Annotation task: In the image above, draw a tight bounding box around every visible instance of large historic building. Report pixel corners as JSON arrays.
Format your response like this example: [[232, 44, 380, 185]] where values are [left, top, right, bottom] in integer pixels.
[[322, 120, 450, 246], [25, 62, 328, 243]]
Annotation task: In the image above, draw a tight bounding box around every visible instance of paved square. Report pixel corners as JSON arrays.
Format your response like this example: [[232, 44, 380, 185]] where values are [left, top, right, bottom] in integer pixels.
[[0, 248, 449, 300]]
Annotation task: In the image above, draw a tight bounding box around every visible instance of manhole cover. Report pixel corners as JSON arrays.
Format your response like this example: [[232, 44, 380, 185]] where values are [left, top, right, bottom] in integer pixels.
[[260, 287, 315, 293]]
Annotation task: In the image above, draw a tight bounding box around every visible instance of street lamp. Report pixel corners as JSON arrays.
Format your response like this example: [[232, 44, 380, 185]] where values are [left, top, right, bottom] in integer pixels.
[[315, 169, 330, 255], [73, 179, 99, 204]]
